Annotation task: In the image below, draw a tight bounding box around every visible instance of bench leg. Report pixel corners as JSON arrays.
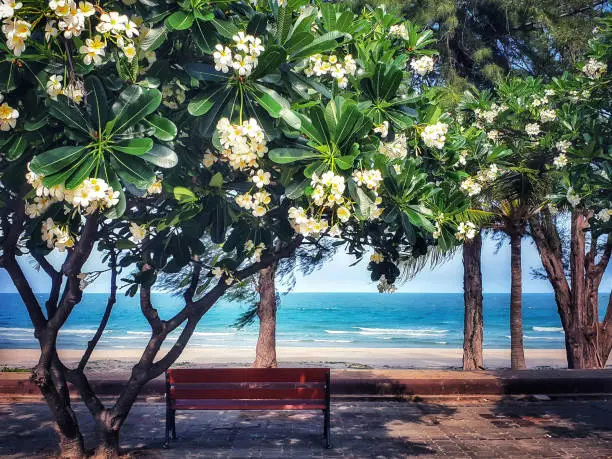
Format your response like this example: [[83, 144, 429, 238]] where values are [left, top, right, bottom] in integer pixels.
[[171, 409, 177, 440], [164, 405, 171, 448], [323, 409, 331, 449]]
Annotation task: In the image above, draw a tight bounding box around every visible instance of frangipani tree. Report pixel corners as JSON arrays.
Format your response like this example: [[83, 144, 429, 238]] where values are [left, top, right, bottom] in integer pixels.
[[526, 21, 612, 369], [1, 1, 471, 456], [456, 19, 611, 369]]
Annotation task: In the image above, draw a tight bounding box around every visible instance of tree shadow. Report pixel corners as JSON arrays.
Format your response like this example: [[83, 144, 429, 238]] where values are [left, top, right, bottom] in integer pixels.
[[490, 397, 612, 440]]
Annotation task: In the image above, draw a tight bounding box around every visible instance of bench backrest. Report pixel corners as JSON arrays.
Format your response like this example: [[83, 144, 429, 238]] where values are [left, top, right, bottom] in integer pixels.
[[166, 368, 330, 410]]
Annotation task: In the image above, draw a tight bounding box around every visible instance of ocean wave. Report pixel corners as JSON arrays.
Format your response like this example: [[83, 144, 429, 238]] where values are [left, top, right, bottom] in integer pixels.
[[314, 339, 354, 343], [0, 327, 36, 333], [505, 335, 564, 341], [532, 326, 564, 333], [357, 327, 448, 334], [324, 330, 352, 334], [59, 329, 100, 334], [193, 332, 235, 337]]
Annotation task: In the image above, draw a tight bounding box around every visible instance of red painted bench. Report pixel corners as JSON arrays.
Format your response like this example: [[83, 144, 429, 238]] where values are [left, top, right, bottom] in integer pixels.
[[164, 368, 331, 448]]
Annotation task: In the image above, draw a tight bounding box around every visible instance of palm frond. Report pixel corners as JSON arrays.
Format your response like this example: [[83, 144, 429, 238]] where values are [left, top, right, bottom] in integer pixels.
[[396, 244, 459, 283]]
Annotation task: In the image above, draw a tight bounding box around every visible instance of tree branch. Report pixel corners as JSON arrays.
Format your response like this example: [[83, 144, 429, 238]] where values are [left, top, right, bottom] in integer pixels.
[[78, 250, 118, 372], [31, 252, 64, 318]]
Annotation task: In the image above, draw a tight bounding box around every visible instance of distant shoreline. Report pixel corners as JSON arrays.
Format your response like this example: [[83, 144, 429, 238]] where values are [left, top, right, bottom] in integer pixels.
[[2, 347, 605, 372]]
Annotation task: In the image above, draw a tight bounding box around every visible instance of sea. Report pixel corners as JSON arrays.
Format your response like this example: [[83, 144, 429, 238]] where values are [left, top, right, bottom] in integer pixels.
[[0, 293, 609, 350]]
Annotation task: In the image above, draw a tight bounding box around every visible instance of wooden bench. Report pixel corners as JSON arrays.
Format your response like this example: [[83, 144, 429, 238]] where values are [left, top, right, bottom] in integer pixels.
[[165, 368, 331, 448]]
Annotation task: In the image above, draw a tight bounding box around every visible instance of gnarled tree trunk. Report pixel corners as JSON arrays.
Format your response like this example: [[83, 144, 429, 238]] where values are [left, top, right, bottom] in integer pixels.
[[253, 265, 278, 368], [530, 209, 612, 369], [462, 230, 484, 370], [509, 229, 526, 369]]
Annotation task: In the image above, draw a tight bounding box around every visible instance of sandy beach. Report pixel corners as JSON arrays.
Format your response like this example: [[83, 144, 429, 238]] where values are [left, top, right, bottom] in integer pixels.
[[0, 347, 588, 373]]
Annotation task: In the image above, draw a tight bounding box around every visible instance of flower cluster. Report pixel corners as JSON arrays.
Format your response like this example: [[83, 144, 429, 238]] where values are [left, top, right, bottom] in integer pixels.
[[421, 122, 448, 150], [380, 133, 408, 160], [2, 15, 30, 55], [370, 252, 384, 264], [216, 117, 268, 171], [25, 167, 119, 217], [352, 169, 383, 193], [287, 206, 330, 237], [46, 75, 86, 103], [377, 274, 397, 293], [409, 56, 434, 76], [553, 153, 568, 169], [539, 108, 557, 123], [213, 31, 264, 77], [555, 140, 571, 153], [303, 53, 358, 88], [235, 190, 272, 217], [474, 103, 505, 125], [244, 240, 265, 262], [251, 169, 271, 189], [0, 94, 18, 131], [582, 58, 607, 79], [212, 266, 235, 286], [311, 171, 346, 208], [525, 123, 541, 137], [460, 164, 501, 197], [455, 221, 477, 241], [373, 121, 389, 139], [389, 23, 409, 40], [41, 218, 74, 252], [566, 187, 581, 207], [129, 222, 146, 242], [595, 209, 611, 223]]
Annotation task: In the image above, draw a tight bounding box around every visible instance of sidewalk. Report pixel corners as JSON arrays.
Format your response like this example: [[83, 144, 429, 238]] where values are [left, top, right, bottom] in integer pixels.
[[1, 399, 611, 458]]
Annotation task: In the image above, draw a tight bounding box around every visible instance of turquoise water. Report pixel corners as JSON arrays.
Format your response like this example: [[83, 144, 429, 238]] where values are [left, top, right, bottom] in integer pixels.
[[0, 293, 608, 350]]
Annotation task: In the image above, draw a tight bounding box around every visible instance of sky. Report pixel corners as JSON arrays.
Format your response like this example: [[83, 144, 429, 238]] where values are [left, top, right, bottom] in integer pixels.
[[1, 236, 610, 294]]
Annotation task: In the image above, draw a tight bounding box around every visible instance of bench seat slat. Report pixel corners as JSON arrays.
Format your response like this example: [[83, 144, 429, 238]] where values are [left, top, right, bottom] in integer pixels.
[[172, 399, 326, 410], [168, 368, 328, 384], [170, 382, 325, 390], [170, 387, 326, 400]]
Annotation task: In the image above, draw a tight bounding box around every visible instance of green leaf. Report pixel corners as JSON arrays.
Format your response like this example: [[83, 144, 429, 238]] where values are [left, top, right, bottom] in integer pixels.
[[250, 46, 287, 79], [269, 148, 319, 164], [140, 143, 178, 168], [84, 75, 109, 133], [211, 18, 239, 39], [48, 96, 91, 136], [116, 239, 136, 249], [250, 88, 283, 117], [165, 11, 194, 30], [24, 113, 49, 132], [196, 88, 234, 136], [285, 178, 310, 199], [209, 172, 223, 188], [6, 135, 27, 161], [285, 31, 313, 55], [174, 186, 197, 203], [193, 19, 217, 53], [185, 63, 228, 82], [247, 13, 267, 36], [335, 155, 355, 170], [140, 26, 167, 52], [187, 86, 226, 116], [110, 87, 162, 135], [30, 146, 87, 176], [116, 55, 139, 83], [290, 31, 346, 60], [111, 154, 156, 189], [113, 138, 154, 155], [65, 154, 97, 189], [146, 115, 177, 141]]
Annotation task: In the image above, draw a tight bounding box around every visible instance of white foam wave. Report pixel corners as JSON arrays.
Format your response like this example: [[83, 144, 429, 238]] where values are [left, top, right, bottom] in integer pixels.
[[59, 329, 99, 334], [193, 332, 235, 337], [0, 327, 34, 333], [357, 327, 448, 334], [324, 330, 352, 334], [314, 339, 353, 343], [126, 331, 151, 336], [532, 326, 563, 332]]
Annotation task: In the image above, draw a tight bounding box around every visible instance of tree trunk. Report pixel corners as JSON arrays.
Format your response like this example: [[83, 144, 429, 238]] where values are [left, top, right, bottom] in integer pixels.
[[462, 231, 484, 370], [92, 410, 123, 458], [253, 265, 278, 368], [509, 230, 526, 369]]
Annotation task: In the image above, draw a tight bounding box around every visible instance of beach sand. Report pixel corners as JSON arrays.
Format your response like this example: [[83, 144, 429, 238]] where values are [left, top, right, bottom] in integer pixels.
[[0, 347, 588, 373]]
